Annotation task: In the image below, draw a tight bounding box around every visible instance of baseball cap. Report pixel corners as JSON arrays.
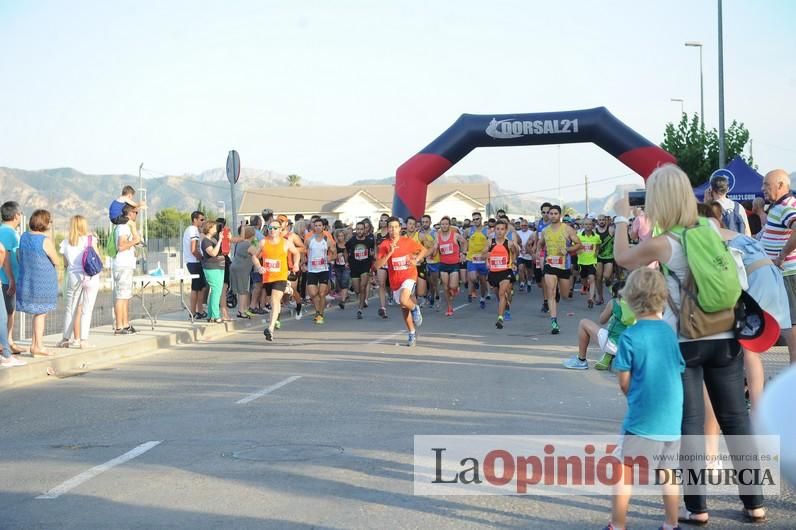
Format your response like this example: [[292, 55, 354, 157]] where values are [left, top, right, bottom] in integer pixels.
[[738, 293, 781, 354]]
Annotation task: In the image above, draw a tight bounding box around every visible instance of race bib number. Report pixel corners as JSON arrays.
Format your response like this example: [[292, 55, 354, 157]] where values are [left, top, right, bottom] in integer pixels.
[[489, 255, 508, 269], [354, 246, 369, 260], [582, 243, 595, 253], [471, 255, 485, 264], [336, 254, 346, 265], [546, 255, 566, 268], [311, 257, 326, 268], [535, 257, 543, 268], [391, 255, 410, 271], [263, 259, 281, 272], [439, 243, 454, 255]]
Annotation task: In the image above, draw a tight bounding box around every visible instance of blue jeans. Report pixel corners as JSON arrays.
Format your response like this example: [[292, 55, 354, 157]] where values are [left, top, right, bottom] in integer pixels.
[[0, 290, 10, 358]]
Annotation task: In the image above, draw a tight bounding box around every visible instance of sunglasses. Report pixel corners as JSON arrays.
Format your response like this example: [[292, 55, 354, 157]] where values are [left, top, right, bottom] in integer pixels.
[[268, 224, 280, 229]]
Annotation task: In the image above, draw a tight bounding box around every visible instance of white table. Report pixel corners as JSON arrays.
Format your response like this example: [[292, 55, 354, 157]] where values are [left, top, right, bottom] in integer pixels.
[[132, 272, 200, 329]]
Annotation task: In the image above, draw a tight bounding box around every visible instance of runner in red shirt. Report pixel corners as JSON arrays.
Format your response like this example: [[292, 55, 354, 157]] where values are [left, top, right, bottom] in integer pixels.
[[374, 217, 431, 346]]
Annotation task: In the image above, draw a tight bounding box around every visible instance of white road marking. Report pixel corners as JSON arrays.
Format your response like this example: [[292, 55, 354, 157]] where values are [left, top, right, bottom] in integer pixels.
[[36, 441, 162, 500], [368, 331, 405, 345], [236, 375, 302, 404], [452, 303, 469, 312]]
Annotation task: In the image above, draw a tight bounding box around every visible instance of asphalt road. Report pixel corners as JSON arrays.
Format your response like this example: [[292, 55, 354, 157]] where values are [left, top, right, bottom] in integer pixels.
[[1, 285, 794, 529]]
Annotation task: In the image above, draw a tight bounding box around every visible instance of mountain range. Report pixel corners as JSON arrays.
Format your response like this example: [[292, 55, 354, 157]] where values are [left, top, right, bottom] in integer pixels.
[[0, 166, 623, 230]]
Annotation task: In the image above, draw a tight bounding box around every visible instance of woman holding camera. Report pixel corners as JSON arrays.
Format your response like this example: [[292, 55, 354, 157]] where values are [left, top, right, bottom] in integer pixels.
[[613, 164, 765, 524]]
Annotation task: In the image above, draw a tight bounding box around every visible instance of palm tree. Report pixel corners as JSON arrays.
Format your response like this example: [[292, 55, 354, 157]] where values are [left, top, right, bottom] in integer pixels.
[[287, 174, 302, 187]]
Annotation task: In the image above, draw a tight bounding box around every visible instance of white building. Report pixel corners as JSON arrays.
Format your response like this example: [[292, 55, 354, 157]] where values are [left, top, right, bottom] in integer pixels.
[[238, 183, 489, 225]]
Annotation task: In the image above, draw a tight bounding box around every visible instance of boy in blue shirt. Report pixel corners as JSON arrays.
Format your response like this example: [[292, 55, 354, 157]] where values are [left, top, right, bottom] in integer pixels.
[[606, 267, 685, 530], [109, 185, 146, 245]]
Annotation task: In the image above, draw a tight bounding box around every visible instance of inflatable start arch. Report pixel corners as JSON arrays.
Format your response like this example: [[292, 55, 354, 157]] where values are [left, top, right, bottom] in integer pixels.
[[393, 107, 676, 219]]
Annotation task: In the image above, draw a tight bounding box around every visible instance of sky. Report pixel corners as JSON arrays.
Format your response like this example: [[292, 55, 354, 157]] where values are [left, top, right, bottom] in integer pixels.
[[1, 0, 795, 202]]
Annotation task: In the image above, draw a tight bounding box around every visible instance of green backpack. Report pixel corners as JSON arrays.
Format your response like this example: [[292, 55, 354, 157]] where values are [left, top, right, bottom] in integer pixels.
[[668, 218, 741, 312], [105, 226, 118, 258]]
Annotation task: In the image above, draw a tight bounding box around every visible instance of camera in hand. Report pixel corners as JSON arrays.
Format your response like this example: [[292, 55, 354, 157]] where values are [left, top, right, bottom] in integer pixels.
[[628, 190, 646, 207]]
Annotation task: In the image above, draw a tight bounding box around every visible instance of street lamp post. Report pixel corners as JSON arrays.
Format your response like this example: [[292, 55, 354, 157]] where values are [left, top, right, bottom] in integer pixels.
[[670, 98, 685, 115], [684, 41, 704, 129]]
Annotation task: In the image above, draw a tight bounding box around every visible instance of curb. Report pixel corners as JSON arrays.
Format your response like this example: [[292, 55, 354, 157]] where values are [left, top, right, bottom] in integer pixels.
[[0, 316, 266, 390]]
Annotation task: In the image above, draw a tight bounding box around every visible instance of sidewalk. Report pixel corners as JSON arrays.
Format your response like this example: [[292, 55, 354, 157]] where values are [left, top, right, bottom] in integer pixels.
[[0, 310, 268, 390]]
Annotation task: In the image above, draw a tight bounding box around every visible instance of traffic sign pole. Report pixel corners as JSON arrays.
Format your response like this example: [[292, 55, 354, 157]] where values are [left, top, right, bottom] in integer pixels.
[[226, 150, 241, 229]]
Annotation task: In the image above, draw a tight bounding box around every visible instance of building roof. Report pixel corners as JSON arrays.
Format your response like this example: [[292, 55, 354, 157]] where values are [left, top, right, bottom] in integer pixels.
[[238, 183, 489, 214]]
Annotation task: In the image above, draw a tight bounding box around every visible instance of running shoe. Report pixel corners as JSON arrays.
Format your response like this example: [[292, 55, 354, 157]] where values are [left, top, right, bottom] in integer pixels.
[[496, 316, 504, 329], [467, 294, 473, 303], [588, 299, 594, 309], [563, 356, 588, 370], [595, 353, 614, 371], [316, 315, 325, 325], [445, 306, 453, 317], [542, 300, 549, 313], [338, 301, 345, 310], [294, 308, 303, 320], [551, 319, 560, 335], [412, 305, 423, 327], [356, 309, 363, 319], [378, 307, 387, 319], [126, 325, 138, 334], [407, 332, 417, 347], [0, 355, 26, 367], [387, 297, 394, 306], [263, 328, 273, 342], [479, 298, 486, 309], [363, 300, 369, 308], [504, 310, 511, 321], [485, 294, 492, 301], [519, 284, 525, 293]]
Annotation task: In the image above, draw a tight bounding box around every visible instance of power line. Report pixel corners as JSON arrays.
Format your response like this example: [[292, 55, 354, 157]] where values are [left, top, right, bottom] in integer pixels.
[[139, 167, 640, 205]]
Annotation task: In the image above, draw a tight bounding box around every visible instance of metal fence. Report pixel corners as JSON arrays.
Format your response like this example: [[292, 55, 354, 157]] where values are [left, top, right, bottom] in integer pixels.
[[8, 216, 190, 342]]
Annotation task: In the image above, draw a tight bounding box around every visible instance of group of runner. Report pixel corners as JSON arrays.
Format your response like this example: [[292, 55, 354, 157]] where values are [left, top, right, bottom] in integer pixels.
[[251, 205, 623, 345]]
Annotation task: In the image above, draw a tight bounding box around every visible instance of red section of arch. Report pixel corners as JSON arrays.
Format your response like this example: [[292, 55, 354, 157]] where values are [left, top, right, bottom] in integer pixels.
[[395, 153, 453, 219], [618, 146, 677, 180]]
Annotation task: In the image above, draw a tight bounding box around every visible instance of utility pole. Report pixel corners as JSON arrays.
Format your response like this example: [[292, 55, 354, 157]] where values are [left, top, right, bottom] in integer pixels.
[[138, 162, 144, 235], [717, 0, 727, 168], [487, 182, 492, 217], [584, 175, 590, 214], [749, 138, 754, 160]]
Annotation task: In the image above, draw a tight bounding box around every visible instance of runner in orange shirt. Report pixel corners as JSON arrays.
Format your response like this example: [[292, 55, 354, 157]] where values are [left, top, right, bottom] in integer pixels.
[[254, 219, 300, 341], [374, 217, 431, 346]]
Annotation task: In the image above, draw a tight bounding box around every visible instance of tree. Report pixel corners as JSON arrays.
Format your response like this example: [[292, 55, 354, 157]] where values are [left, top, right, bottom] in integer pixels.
[[287, 174, 302, 187], [148, 207, 191, 239], [660, 113, 753, 187], [196, 200, 215, 221]]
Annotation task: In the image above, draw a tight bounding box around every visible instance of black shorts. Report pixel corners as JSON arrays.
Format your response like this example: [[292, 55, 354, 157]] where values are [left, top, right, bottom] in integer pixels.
[[517, 257, 534, 268], [597, 257, 615, 265], [417, 262, 427, 280], [459, 261, 467, 269], [264, 280, 287, 296], [288, 271, 299, 282], [534, 266, 543, 284], [488, 269, 515, 288], [350, 261, 371, 279], [186, 262, 206, 291], [439, 263, 459, 274], [223, 256, 231, 285], [578, 264, 597, 277], [543, 265, 572, 280], [306, 271, 330, 286]]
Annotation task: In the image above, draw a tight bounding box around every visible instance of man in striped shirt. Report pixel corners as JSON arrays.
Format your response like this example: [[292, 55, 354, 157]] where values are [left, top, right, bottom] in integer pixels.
[[761, 169, 796, 362]]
